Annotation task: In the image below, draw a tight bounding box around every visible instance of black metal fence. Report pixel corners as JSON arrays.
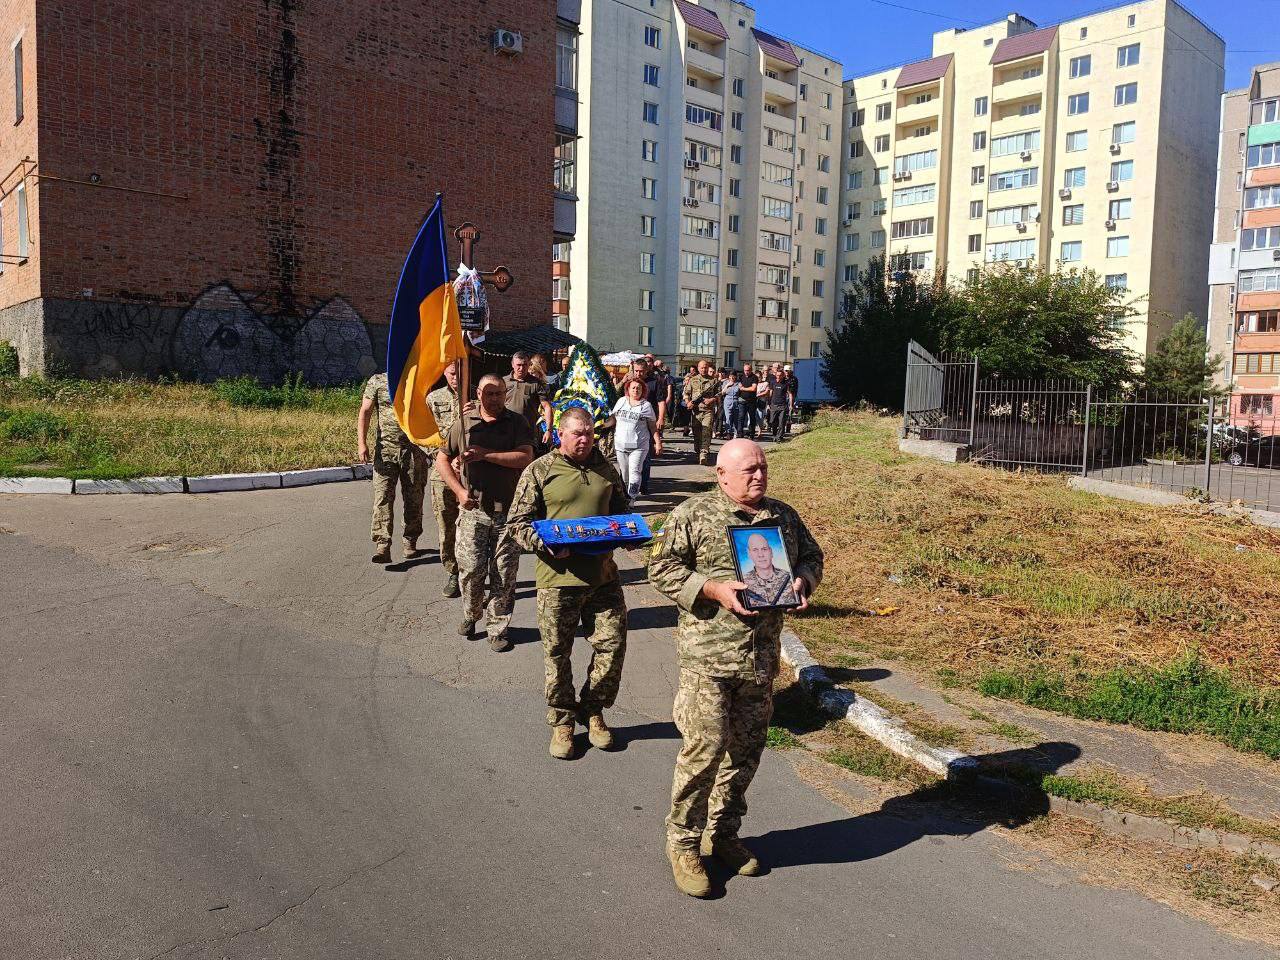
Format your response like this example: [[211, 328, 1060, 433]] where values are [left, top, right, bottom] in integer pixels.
[[901, 341, 1280, 513]]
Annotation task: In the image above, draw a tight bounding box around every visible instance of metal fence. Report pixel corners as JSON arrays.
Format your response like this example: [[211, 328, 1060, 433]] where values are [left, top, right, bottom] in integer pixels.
[[901, 341, 1280, 513]]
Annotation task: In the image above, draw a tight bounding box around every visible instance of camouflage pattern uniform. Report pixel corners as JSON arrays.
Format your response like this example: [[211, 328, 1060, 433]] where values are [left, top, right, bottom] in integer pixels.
[[508, 449, 631, 726], [425, 384, 461, 576], [363, 373, 428, 549], [682, 373, 721, 466], [647, 488, 823, 850]]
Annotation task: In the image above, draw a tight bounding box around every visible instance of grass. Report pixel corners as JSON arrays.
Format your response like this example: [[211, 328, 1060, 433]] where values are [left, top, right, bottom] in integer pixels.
[[0, 375, 362, 479], [768, 410, 1280, 759]]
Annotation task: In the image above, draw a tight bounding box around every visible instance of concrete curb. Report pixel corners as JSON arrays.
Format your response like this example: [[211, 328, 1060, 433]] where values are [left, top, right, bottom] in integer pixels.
[[0, 477, 74, 494], [0, 465, 371, 495], [778, 628, 1280, 866], [281, 466, 355, 488], [74, 477, 186, 495]]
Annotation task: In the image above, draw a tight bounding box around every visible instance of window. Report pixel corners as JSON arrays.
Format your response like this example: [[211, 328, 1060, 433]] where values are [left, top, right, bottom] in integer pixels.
[[987, 203, 1038, 226], [732, 77, 744, 97], [1107, 235, 1130, 257], [1114, 83, 1137, 106], [890, 217, 934, 239], [876, 103, 891, 121], [764, 127, 794, 151], [989, 167, 1038, 191], [556, 27, 577, 91], [973, 131, 987, 151], [873, 166, 887, 185], [643, 101, 659, 124], [1246, 186, 1280, 210], [686, 104, 723, 130], [728, 178, 741, 198], [725, 283, 738, 302], [894, 149, 937, 174], [761, 197, 792, 220], [1079, 26, 1087, 39], [874, 134, 890, 152], [824, 92, 832, 109], [1060, 241, 1082, 262], [872, 198, 886, 215], [870, 229, 885, 248], [974, 96, 988, 116], [681, 288, 716, 311], [1108, 198, 1132, 220], [893, 183, 936, 206], [889, 251, 931, 272], [757, 297, 787, 318], [970, 200, 983, 219], [754, 332, 787, 352], [844, 232, 860, 252], [809, 310, 823, 328], [1252, 99, 1280, 125], [913, 93, 933, 105], [639, 290, 654, 311], [731, 111, 743, 131], [1062, 204, 1084, 225], [1067, 93, 1089, 116], [986, 238, 1036, 262], [729, 144, 742, 164], [728, 214, 739, 233], [814, 249, 826, 267], [1018, 101, 1041, 117], [553, 133, 576, 193], [687, 140, 720, 166], [850, 108, 865, 127], [991, 130, 1041, 157], [1069, 55, 1091, 79], [843, 265, 859, 283], [759, 230, 791, 252], [799, 83, 808, 101], [1110, 159, 1134, 182], [799, 117, 807, 134], [1240, 268, 1280, 292], [1063, 167, 1086, 189], [641, 177, 656, 199], [847, 201, 861, 220], [812, 279, 825, 296], [641, 214, 655, 237], [967, 234, 981, 253], [679, 325, 717, 357], [1117, 43, 1140, 67], [725, 349, 739, 368], [971, 165, 985, 185], [848, 170, 863, 190], [1243, 226, 1280, 250], [643, 63, 659, 86], [684, 178, 717, 202], [816, 186, 829, 204], [821, 123, 832, 141], [1238, 311, 1280, 333], [1105, 274, 1128, 291], [1112, 121, 1136, 145], [680, 251, 719, 275], [1065, 130, 1087, 152], [815, 218, 827, 236], [849, 140, 864, 159], [761, 161, 793, 185], [817, 154, 831, 173], [640, 251, 656, 274], [1247, 141, 1280, 168], [727, 248, 739, 267], [724, 316, 737, 336], [1127, 13, 1136, 27], [682, 215, 718, 239], [1241, 394, 1275, 415], [639, 325, 654, 347], [642, 139, 658, 162], [687, 76, 699, 90], [759, 264, 789, 286], [967, 267, 980, 283], [644, 25, 661, 48]]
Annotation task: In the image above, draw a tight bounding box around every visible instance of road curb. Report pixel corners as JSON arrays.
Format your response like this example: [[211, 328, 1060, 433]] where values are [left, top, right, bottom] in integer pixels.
[[778, 628, 1280, 866], [0, 465, 371, 495]]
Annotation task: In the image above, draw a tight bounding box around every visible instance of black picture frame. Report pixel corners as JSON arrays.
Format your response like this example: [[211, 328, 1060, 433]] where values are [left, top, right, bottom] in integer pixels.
[[725, 524, 801, 610]]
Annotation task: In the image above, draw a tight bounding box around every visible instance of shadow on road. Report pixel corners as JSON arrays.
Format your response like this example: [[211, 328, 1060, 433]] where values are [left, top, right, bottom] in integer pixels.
[[615, 721, 679, 747], [384, 551, 441, 573], [628, 605, 678, 631], [824, 666, 892, 684]]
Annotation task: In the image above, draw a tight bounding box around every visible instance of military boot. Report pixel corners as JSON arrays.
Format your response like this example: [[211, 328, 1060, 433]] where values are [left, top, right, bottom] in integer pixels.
[[372, 544, 392, 564], [585, 713, 614, 750], [700, 834, 762, 876], [667, 844, 711, 898], [458, 619, 475, 640], [488, 632, 513, 653], [442, 573, 461, 598], [403, 537, 420, 558], [549, 723, 575, 760]]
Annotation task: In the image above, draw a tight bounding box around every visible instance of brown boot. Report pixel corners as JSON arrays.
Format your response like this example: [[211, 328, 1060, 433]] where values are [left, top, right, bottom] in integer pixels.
[[585, 713, 614, 750], [403, 537, 420, 558], [700, 834, 762, 876], [549, 723, 575, 760], [372, 543, 391, 564], [667, 844, 711, 898]]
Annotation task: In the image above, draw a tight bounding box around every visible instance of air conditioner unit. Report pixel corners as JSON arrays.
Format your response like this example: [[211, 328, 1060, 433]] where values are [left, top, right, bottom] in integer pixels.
[[682, 197, 701, 208], [680, 308, 690, 316], [1106, 180, 1120, 192], [1058, 188, 1072, 200], [1015, 222, 1027, 233], [775, 283, 786, 292], [1109, 143, 1121, 154], [492, 29, 523, 55], [892, 171, 912, 182], [1014, 259, 1027, 268], [841, 219, 854, 227], [1105, 219, 1117, 229], [1019, 150, 1032, 161], [684, 158, 701, 170], [1273, 249, 1280, 262]]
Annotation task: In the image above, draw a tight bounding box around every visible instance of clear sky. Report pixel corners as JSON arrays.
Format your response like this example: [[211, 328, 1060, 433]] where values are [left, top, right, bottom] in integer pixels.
[[749, 0, 1279, 90]]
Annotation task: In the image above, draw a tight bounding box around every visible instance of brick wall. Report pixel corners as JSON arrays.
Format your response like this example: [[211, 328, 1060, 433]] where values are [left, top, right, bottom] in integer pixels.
[[3, 0, 555, 377]]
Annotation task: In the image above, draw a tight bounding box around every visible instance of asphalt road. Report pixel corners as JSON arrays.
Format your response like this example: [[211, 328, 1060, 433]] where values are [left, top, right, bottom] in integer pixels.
[[1, 450, 1271, 960]]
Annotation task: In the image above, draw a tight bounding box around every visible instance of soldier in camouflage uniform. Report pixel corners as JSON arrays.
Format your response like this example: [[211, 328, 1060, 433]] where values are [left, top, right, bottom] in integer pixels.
[[647, 438, 823, 897], [426, 362, 462, 598], [508, 406, 632, 760], [682, 358, 721, 467], [358, 372, 429, 564]]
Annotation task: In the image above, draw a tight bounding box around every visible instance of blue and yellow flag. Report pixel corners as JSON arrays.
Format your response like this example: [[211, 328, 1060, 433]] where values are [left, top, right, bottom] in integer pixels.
[[387, 196, 466, 447]]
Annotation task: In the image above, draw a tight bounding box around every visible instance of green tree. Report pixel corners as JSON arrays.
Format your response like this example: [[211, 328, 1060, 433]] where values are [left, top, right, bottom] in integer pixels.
[[1141, 313, 1223, 398], [941, 265, 1138, 390], [823, 256, 949, 407]]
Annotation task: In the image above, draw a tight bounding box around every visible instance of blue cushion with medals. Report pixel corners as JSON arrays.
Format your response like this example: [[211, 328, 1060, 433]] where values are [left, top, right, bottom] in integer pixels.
[[533, 514, 652, 555]]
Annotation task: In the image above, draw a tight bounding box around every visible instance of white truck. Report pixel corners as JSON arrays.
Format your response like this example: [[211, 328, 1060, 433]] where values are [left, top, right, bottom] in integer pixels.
[[792, 357, 836, 412]]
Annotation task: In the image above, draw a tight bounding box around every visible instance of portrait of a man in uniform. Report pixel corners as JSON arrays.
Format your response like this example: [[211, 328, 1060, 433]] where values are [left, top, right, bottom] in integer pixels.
[[729, 526, 799, 610]]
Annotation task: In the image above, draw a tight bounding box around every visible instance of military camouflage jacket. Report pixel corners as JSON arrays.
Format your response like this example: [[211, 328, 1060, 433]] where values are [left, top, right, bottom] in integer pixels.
[[682, 374, 721, 418], [508, 449, 630, 589], [425, 385, 460, 450], [362, 373, 409, 452], [647, 488, 823, 681]]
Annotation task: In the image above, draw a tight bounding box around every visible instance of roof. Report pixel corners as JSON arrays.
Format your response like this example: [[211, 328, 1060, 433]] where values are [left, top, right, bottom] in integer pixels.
[[990, 25, 1057, 65], [674, 0, 728, 41], [752, 28, 801, 68], [479, 324, 582, 357], [894, 53, 952, 89]]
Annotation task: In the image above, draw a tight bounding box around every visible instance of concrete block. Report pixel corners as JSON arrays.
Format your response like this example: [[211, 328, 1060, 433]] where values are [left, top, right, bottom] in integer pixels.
[[75, 477, 184, 495], [280, 466, 355, 488], [186, 472, 282, 493], [352, 463, 373, 480], [0, 476, 75, 494], [899, 438, 970, 464], [1067, 477, 1188, 507]]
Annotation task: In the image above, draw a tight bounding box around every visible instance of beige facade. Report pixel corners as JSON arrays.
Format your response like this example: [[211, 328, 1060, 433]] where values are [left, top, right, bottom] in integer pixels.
[[840, 0, 1224, 357], [569, 0, 840, 369]]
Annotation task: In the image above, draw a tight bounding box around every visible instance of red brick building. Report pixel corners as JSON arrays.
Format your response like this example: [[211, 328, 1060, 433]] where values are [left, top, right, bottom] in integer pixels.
[[0, 0, 562, 382]]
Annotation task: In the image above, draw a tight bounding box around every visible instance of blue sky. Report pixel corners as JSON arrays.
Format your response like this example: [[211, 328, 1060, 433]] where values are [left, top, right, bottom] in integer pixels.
[[750, 0, 1279, 89]]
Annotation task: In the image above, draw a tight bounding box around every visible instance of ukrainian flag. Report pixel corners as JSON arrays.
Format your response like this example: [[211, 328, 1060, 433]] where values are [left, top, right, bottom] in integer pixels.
[[387, 196, 466, 447]]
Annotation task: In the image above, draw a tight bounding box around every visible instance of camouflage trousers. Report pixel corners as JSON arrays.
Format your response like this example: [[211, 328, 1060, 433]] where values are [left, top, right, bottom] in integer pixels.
[[691, 413, 717, 465], [371, 445, 428, 546], [537, 580, 627, 727], [456, 507, 521, 638], [429, 474, 460, 576], [666, 670, 773, 849]]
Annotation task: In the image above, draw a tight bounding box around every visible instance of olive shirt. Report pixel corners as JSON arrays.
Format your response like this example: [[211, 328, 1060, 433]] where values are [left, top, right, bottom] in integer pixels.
[[362, 373, 410, 454], [647, 487, 823, 682], [441, 408, 536, 511], [507, 449, 631, 589], [505, 375, 550, 431], [425, 385, 461, 447]]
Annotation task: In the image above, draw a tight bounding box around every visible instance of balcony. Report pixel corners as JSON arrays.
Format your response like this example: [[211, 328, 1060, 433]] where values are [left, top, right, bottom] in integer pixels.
[[990, 110, 1044, 139], [895, 96, 941, 127], [992, 74, 1044, 106], [1238, 291, 1280, 312], [1234, 330, 1280, 352], [763, 73, 797, 106], [685, 84, 724, 112], [686, 45, 724, 79], [894, 131, 940, 161], [554, 194, 576, 238]]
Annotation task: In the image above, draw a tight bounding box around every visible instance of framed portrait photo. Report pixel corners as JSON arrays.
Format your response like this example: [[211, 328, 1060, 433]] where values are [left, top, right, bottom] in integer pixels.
[[726, 524, 801, 610]]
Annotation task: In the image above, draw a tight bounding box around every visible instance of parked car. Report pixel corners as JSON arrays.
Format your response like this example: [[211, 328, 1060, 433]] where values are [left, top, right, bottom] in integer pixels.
[[1224, 435, 1280, 468]]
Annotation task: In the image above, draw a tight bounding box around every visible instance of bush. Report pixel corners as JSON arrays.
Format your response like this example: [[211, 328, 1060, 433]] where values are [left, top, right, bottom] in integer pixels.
[[0, 409, 71, 444], [212, 374, 315, 410], [0, 340, 17, 377]]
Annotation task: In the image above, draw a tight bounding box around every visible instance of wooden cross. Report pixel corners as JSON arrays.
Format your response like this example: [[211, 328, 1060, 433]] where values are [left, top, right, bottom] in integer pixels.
[[452, 221, 514, 293]]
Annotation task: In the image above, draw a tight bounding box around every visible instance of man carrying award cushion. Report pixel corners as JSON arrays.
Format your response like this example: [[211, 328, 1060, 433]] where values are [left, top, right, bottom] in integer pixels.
[[647, 438, 823, 897], [508, 406, 632, 761]]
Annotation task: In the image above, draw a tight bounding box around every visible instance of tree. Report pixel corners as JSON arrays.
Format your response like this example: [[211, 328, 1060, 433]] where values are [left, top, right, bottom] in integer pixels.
[[941, 264, 1138, 391], [1141, 313, 1223, 398], [823, 256, 949, 408]]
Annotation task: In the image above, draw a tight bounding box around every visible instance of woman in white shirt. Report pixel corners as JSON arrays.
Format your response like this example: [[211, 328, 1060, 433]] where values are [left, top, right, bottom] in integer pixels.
[[611, 378, 661, 499]]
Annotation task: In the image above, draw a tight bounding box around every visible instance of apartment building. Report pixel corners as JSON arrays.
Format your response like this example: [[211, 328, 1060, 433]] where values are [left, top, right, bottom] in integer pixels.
[[569, 0, 841, 370], [1207, 63, 1280, 431], [554, 2, 582, 330], [840, 0, 1224, 358]]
